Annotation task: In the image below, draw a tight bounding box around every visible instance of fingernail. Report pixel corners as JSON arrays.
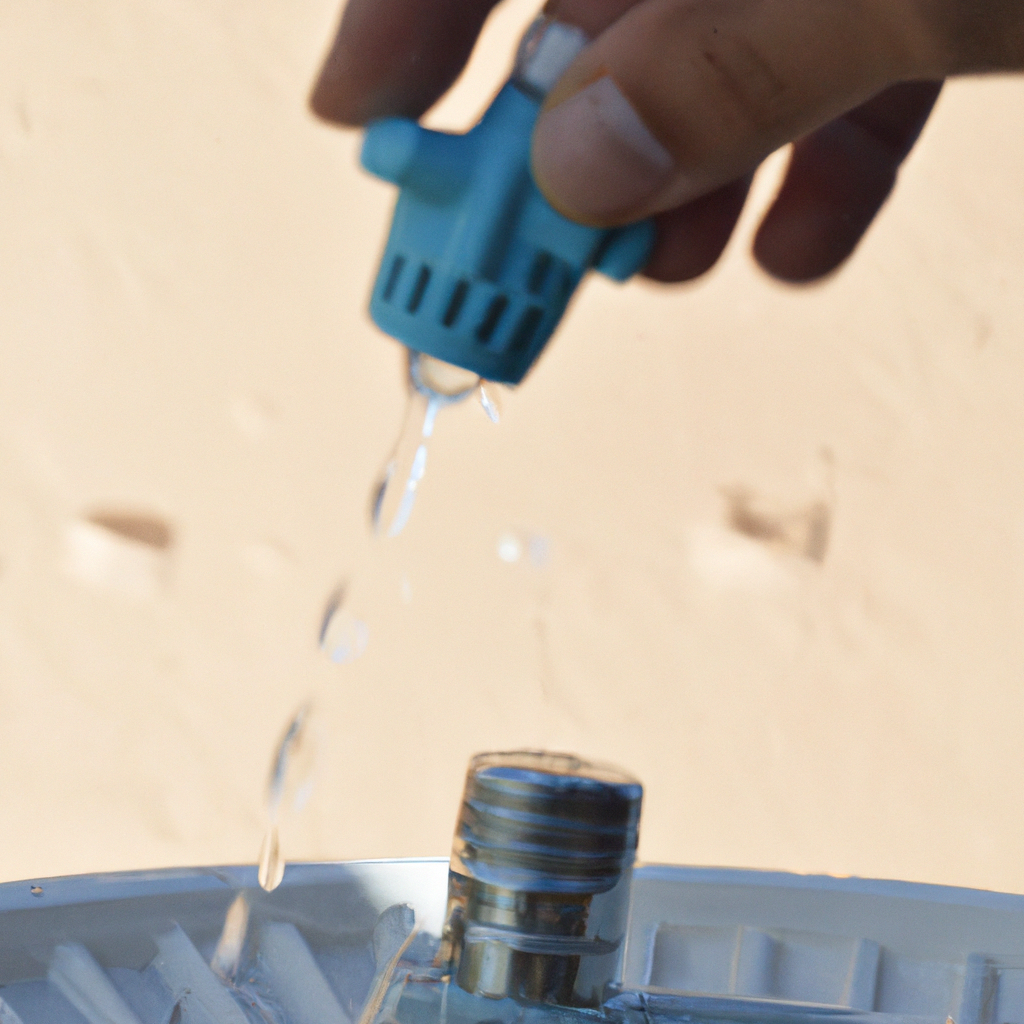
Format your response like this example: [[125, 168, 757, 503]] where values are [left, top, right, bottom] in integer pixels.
[[533, 76, 673, 221]]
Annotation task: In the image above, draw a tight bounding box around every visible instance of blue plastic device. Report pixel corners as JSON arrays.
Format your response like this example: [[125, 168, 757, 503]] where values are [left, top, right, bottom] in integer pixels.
[[360, 19, 655, 386]]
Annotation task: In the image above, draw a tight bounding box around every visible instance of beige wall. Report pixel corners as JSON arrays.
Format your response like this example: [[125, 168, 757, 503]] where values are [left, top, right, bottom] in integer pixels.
[[2, 0, 1024, 895]]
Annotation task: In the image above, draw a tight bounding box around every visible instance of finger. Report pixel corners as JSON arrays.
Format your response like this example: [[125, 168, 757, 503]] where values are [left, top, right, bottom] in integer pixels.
[[753, 80, 942, 283], [542, 0, 641, 37], [311, 0, 501, 126], [531, 0, 941, 226], [643, 174, 752, 283], [919, 0, 1024, 74], [547, 0, 752, 283]]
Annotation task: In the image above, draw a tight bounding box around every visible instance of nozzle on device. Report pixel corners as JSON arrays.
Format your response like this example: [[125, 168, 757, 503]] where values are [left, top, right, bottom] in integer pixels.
[[361, 17, 655, 386]]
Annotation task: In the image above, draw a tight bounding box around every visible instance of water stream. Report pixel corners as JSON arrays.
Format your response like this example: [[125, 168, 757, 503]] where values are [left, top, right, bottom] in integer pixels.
[[372, 353, 491, 538], [249, 353, 499, 898]]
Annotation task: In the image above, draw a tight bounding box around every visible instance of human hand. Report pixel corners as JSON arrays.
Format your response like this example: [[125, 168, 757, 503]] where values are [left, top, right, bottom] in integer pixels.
[[311, 0, 1024, 284]]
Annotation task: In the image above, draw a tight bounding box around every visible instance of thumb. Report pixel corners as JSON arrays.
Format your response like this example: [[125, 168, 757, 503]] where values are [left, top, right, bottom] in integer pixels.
[[531, 0, 939, 226]]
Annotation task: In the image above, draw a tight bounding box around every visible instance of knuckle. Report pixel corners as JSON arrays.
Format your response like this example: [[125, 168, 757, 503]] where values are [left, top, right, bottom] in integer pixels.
[[636, 0, 794, 160], [693, 27, 789, 133]]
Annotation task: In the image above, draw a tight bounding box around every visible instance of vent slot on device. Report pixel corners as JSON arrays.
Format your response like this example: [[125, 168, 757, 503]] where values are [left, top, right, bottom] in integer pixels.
[[443, 280, 470, 327], [407, 265, 432, 313], [508, 306, 544, 353], [382, 255, 405, 302], [476, 295, 509, 343]]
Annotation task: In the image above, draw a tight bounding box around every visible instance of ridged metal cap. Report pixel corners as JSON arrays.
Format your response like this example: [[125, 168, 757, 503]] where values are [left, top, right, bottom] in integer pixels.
[[452, 751, 642, 894]]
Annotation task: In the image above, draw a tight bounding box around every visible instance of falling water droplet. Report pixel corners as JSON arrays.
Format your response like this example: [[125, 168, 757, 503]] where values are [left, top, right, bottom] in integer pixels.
[[319, 588, 369, 664], [371, 354, 479, 539], [497, 529, 550, 567], [478, 383, 501, 424], [267, 704, 310, 817], [497, 532, 522, 563], [258, 825, 285, 892], [211, 892, 250, 980], [416, 354, 480, 397], [381, 429, 433, 539], [258, 702, 314, 892]]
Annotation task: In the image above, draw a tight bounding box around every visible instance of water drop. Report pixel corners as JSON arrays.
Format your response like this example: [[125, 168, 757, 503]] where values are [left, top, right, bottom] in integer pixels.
[[497, 533, 522, 563], [319, 589, 369, 665], [211, 892, 250, 980], [267, 704, 311, 818], [478, 383, 501, 424], [257, 702, 316, 892], [258, 825, 285, 892], [415, 354, 479, 397], [497, 530, 550, 567], [371, 353, 479, 539]]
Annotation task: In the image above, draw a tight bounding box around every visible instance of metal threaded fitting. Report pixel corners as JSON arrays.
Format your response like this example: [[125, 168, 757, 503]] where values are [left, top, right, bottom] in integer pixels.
[[442, 751, 642, 1007]]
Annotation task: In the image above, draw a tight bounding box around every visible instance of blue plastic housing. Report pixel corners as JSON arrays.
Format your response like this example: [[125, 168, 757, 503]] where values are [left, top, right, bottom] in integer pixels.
[[361, 82, 655, 385]]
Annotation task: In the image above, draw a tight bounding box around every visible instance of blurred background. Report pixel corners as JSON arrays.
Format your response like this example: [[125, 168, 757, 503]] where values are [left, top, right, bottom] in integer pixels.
[[1, 0, 1023, 894]]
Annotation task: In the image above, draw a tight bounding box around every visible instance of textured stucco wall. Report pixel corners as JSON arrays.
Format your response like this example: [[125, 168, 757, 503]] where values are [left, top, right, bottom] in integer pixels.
[[1, 0, 1024, 893]]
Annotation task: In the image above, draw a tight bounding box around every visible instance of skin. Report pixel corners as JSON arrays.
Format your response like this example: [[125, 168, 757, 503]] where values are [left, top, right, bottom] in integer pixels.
[[310, 0, 1024, 285]]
